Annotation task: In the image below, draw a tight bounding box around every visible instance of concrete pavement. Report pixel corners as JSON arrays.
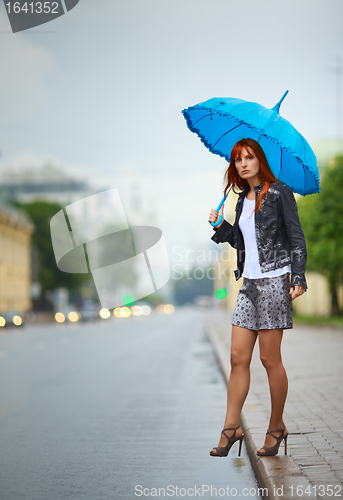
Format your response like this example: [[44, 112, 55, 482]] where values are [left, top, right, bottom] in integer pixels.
[[206, 308, 343, 500]]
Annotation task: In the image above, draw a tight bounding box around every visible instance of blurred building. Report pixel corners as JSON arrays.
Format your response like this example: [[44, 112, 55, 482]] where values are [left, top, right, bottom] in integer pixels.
[[0, 201, 33, 314], [0, 163, 91, 204]]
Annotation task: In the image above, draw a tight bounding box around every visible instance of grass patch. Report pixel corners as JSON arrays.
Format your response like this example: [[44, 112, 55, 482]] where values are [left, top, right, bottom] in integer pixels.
[[293, 314, 343, 329]]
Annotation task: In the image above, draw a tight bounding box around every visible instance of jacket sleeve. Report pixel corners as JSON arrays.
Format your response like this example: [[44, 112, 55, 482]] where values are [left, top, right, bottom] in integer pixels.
[[211, 220, 237, 249], [279, 184, 308, 290]]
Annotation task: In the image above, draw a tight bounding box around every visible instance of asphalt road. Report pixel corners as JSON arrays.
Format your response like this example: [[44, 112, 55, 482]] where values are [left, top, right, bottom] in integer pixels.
[[0, 308, 260, 500]]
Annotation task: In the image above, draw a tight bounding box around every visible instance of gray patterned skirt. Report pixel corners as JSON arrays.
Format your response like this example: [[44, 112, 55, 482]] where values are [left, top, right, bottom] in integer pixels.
[[231, 273, 293, 331]]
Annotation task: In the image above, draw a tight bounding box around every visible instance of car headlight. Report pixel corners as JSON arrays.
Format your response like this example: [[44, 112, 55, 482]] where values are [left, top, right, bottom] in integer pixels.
[[141, 305, 151, 316], [55, 312, 66, 323], [68, 311, 79, 323], [120, 307, 131, 318], [164, 304, 175, 315], [99, 308, 111, 319], [131, 306, 142, 317], [13, 315, 22, 326]]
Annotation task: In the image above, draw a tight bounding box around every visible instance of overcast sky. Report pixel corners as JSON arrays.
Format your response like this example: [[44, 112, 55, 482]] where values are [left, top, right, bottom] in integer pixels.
[[0, 0, 342, 271]]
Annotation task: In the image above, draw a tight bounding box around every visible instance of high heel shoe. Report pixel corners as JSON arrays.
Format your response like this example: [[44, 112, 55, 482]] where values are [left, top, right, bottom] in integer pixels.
[[257, 426, 288, 456], [210, 425, 244, 457]]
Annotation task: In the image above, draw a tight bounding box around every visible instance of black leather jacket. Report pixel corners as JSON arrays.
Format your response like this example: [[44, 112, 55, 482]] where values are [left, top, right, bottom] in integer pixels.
[[211, 181, 307, 290]]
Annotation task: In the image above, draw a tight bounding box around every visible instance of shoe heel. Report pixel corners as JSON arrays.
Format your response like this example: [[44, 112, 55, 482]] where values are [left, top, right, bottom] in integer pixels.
[[284, 434, 288, 455], [238, 435, 244, 457]]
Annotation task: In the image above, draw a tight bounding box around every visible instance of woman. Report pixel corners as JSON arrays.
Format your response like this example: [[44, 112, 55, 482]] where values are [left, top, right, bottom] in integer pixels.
[[208, 138, 307, 457]]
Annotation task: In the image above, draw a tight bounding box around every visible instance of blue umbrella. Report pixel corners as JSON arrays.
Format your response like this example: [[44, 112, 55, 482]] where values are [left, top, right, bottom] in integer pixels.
[[182, 91, 319, 225]]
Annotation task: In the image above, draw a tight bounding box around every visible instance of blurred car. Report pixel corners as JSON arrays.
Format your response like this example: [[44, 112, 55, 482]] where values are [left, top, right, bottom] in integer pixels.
[[0, 310, 24, 328], [54, 307, 80, 324], [78, 302, 101, 322]]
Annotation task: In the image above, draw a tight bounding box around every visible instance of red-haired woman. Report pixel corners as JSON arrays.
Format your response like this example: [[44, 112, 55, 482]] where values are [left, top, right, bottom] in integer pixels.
[[208, 138, 307, 457]]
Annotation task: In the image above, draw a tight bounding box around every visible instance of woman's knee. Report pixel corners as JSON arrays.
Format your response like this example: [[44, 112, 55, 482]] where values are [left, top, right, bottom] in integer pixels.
[[230, 348, 251, 369], [260, 352, 282, 370]]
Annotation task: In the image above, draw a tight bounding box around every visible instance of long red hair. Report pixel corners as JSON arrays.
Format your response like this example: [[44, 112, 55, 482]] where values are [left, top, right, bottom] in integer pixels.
[[224, 138, 279, 211]]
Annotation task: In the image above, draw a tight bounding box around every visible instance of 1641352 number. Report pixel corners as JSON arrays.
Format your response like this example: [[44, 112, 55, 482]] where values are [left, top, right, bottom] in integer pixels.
[[5, 2, 59, 14], [289, 484, 342, 496]]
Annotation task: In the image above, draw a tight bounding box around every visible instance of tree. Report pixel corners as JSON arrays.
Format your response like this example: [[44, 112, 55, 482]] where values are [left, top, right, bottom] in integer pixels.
[[14, 201, 89, 309], [298, 155, 343, 315]]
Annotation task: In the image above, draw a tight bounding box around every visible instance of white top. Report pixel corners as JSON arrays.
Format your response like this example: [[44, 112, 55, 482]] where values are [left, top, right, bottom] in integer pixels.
[[238, 197, 291, 279]]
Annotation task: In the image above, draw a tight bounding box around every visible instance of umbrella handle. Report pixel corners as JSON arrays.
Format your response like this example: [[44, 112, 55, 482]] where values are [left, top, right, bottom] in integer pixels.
[[211, 214, 224, 227], [210, 186, 232, 227]]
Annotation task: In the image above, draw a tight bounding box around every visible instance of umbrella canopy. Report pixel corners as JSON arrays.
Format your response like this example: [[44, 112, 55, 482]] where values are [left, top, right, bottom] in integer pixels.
[[182, 91, 320, 196]]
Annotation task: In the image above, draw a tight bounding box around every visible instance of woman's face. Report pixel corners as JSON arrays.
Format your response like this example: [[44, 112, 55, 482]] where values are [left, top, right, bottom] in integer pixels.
[[234, 146, 260, 182]]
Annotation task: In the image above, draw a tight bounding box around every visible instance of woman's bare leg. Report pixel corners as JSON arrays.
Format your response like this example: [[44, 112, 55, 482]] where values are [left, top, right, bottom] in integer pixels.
[[257, 328, 288, 452], [211, 325, 258, 452]]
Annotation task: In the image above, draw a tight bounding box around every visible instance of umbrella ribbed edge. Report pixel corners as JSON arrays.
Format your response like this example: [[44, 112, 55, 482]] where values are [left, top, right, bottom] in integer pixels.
[[182, 105, 320, 196]]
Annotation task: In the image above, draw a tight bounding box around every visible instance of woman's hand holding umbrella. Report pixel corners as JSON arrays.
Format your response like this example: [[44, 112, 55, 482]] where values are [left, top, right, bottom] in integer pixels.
[[208, 205, 224, 227]]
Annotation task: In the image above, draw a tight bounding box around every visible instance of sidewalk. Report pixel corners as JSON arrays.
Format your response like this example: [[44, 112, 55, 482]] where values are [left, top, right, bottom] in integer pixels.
[[206, 309, 343, 500]]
